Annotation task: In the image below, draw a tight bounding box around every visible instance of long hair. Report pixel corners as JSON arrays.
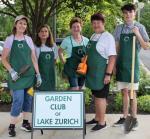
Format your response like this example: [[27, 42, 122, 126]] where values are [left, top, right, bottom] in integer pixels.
[[35, 24, 54, 47]]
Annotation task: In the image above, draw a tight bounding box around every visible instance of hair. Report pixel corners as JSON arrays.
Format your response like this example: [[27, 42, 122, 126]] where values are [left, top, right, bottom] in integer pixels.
[[91, 13, 105, 23], [69, 17, 83, 28], [12, 18, 28, 35], [121, 3, 136, 12], [35, 24, 54, 48]]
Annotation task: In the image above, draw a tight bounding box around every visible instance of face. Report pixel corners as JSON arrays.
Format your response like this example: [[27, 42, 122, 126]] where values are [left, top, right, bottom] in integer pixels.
[[71, 22, 82, 35], [38, 27, 49, 40], [123, 10, 136, 23], [15, 19, 27, 34], [92, 20, 104, 33]]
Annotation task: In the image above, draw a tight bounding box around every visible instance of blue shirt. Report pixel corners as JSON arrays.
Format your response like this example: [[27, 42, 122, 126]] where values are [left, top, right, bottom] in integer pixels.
[[60, 35, 89, 58]]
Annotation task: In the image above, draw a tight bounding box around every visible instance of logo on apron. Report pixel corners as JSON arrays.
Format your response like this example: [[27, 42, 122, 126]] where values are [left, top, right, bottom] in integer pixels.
[[45, 54, 51, 60], [18, 44, 24, 48], [78, 49, 83, 55], [124, 36, 130, 42], [87, 43, 91, 49]]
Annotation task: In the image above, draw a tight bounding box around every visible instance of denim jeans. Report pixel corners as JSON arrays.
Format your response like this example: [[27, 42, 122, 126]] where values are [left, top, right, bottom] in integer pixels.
[[68, 77, 85, 88], [10, 89, 32, 117]]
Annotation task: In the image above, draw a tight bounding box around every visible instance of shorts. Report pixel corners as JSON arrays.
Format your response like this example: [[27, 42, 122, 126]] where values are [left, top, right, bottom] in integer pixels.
[[91, 84, 110, 98], [117, 82, 139, 91], [68, 76, 85, 88], [10, 88, 32, 117]]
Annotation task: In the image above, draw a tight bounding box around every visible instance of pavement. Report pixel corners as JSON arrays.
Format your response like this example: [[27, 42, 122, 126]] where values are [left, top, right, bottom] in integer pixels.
[[140, 49, 150, 71], [0, 113, 150, 139]]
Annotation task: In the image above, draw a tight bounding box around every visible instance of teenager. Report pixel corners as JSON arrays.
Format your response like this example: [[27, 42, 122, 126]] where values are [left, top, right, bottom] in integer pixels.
[[35, 24, 58, 91], [2, 15, 42, 137], [113, 4, 150, 130], [59, 17, 89, 90], [86, 13, 116, 131]]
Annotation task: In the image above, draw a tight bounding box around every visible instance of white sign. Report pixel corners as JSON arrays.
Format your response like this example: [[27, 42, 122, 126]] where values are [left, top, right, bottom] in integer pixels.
[[33, 92, 84, 129]]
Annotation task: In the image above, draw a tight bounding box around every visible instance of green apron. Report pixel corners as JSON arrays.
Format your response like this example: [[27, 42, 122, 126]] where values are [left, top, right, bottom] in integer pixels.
[[63, 36, 86, 78], [116, 25, 140, 83], [8, 37, 35, 90], [38, 48, 55, 91], [85, 34, 107, 90]]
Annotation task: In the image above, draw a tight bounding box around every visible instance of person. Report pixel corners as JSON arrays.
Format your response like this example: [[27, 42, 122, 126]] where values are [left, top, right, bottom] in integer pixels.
[[2, 15, 42, 137], [59, 17, 89, 90], [85, 13, 116, 131], [35, 24, 58, 91], [113, 3, 150, 130]]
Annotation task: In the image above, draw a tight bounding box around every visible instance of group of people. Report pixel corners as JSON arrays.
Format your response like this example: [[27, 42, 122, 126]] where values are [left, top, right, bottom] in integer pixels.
[[1, 3, 149, 137]]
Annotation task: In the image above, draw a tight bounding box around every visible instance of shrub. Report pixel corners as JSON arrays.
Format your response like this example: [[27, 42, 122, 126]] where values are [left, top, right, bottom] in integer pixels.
[[0, 91, 12, 104], [0, 63, 8, 82], [138, 95, 150, 113], [84, 88, 92, 106], [114, 93, 123, 112]]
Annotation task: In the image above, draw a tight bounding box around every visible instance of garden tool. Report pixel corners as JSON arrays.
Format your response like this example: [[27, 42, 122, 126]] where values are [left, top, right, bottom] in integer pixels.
[[76, 55, 88, 75], [124, 36, 137, 133], [13, 65, 31, 82]]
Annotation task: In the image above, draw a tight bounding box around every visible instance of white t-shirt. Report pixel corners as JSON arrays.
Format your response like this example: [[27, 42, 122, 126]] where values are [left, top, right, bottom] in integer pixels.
[[35, 43, 58, 60], [4, 34, 35, 50], [90, 31, 117, 59]]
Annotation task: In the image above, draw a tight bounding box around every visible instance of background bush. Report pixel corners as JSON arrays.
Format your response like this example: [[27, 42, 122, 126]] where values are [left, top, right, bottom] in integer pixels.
[[138, 95, 150, 113]]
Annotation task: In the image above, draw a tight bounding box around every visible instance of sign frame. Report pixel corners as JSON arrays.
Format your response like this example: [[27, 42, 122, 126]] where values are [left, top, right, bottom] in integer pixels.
[[31, 91, 86, 139]]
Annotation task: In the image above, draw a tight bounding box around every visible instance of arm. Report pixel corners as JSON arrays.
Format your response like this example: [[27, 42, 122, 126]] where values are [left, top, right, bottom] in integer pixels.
[[58, 47, 66, 64], [31, 49, 40, 74], [104, 55, 116, 84], [2, 47, 20, 81], [1, 48, 12, 72], [132, 26, 150, 50]]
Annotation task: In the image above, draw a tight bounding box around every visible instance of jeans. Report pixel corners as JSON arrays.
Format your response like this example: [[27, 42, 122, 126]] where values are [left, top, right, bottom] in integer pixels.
[[10, 89, 32, 117]]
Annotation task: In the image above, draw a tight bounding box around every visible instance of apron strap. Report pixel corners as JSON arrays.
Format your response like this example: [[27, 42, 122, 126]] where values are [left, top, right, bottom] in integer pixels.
[[121, 24, 125, 34]]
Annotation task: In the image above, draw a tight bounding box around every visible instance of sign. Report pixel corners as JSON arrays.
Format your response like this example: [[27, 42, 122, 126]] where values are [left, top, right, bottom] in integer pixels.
[[32, 91, 84, 129]]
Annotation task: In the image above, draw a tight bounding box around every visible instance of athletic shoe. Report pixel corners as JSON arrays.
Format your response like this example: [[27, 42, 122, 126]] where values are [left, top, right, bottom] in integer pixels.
[[21, 122, 32, 132], [113, 117, 126, 127], [91, 122, 107, 131], [8, 124, 16, 137], [86, 119, 98, 125]]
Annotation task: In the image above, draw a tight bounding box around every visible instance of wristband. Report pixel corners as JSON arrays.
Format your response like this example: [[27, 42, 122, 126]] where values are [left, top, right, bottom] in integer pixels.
[[105, 72, 112, 76]]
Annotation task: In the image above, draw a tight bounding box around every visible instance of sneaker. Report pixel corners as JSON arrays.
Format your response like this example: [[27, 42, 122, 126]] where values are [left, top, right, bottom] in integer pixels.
[[21, 122, 32, 132], [86, 119, 98, 125], [91, 123, 107, 131], [132, 119, 139, 131], [113, 117, 126, 127], [8, 125, 16, 137]]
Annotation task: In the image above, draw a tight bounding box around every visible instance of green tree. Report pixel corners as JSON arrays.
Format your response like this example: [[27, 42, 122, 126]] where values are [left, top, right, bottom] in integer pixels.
[[140, 3, 150, 36], [0, 0, 67, 40]]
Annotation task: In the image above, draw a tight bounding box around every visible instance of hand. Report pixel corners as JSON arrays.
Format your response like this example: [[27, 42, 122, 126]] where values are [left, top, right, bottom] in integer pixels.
[[104, 75, 111, 85], [9, 68, 19, 81], [132, 26, 140, 36], [36, 74, 42, 87]]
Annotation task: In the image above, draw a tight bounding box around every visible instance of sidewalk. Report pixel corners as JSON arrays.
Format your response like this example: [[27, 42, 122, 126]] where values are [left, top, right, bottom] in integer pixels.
[[0, 113, 150, 139]]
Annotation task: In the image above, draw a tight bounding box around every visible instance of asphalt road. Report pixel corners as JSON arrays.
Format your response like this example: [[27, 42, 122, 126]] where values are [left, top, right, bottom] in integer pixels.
[[140, 49, 150, 70]]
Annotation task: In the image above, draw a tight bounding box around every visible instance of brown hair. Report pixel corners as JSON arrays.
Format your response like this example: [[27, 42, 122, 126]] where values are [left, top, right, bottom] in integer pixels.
[[12, 18, 28, 35], [69, 17, 83, 28], [35, 24, 54, 47], [91, 13, 105, 23]]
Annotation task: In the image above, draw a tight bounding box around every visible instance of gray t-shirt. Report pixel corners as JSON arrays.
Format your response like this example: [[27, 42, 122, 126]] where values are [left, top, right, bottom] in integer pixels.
[[113, 21, 149, 48]]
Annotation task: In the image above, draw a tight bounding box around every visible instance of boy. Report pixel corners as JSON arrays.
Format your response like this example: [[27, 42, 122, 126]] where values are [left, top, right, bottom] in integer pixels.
[[113, 3, 149, 130]]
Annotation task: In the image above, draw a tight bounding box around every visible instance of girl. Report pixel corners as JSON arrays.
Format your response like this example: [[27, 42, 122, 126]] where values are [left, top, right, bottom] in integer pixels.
[[59, 17, 89, 90], [35, 24, 58, 91], [2, 15, 42, 137]]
